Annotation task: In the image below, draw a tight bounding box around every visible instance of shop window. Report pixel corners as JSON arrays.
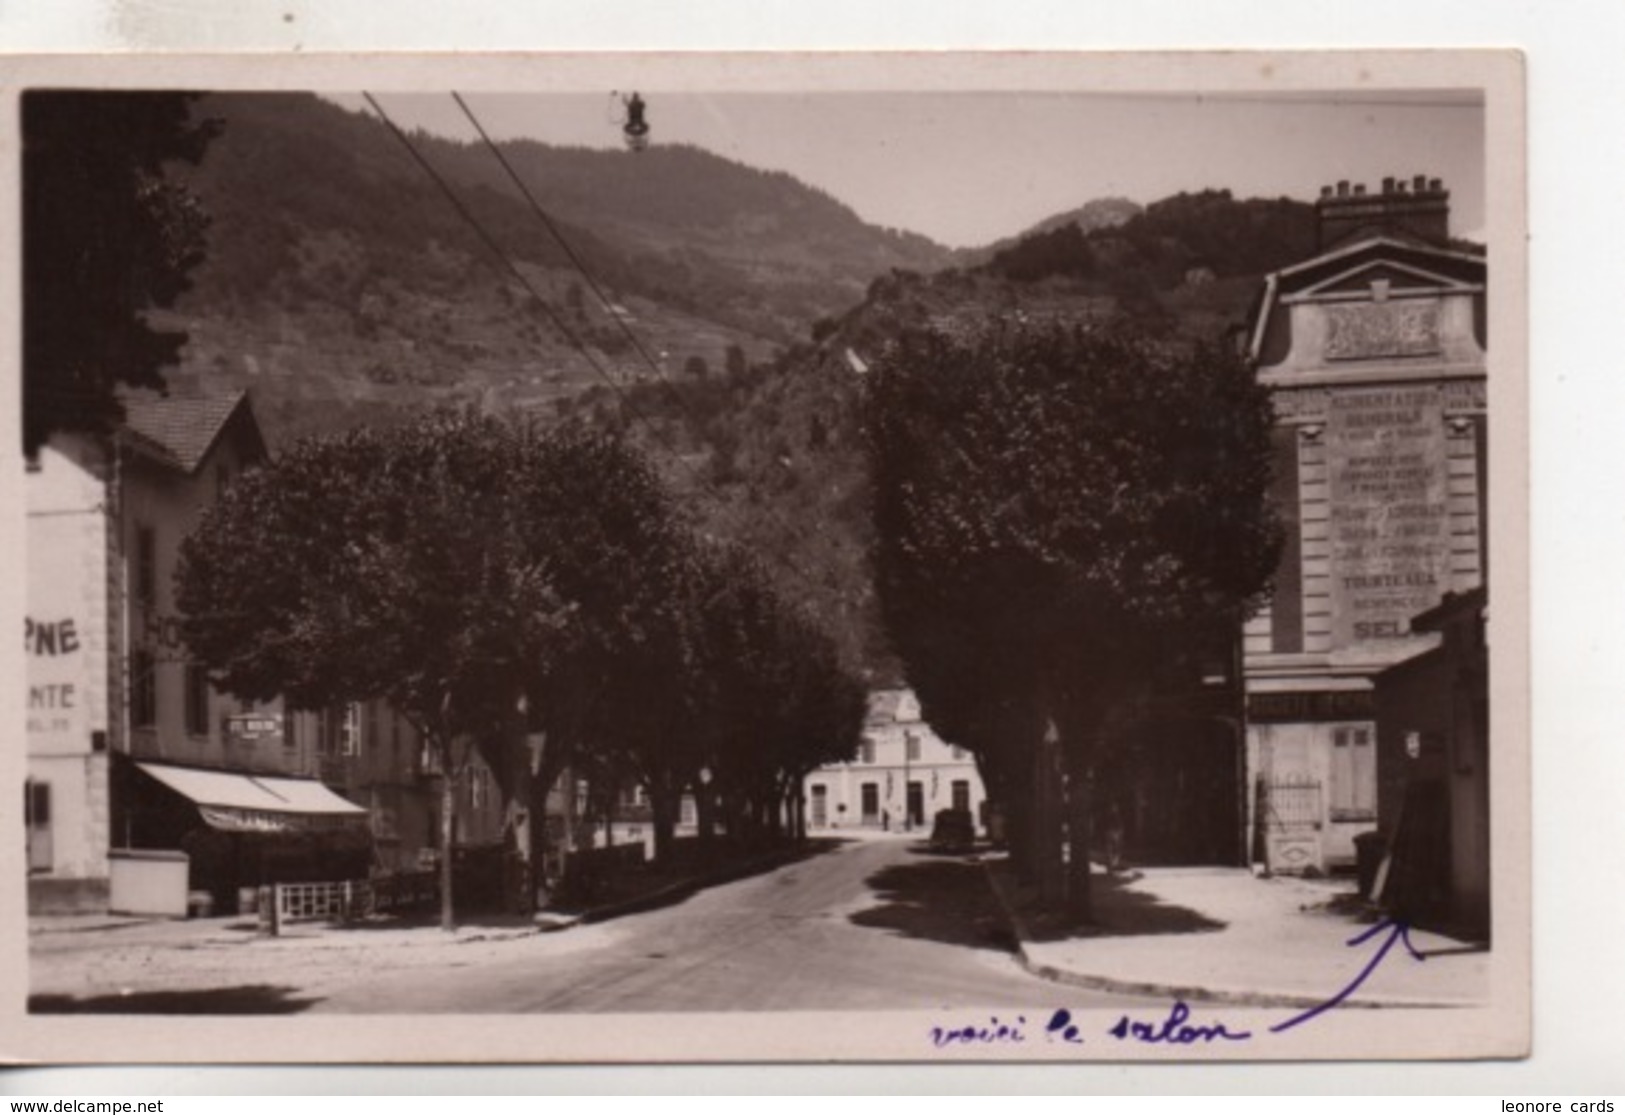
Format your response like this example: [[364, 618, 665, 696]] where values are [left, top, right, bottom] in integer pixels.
[[25, 781, 52, 873], [130, 650, 156, 729], [184, 663, 211, 737], [1330, 725, 1377, 821]]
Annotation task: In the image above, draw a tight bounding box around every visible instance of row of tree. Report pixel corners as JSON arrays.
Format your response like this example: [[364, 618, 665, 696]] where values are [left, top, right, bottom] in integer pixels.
[[865, 320, 1281, 920], [176, 411, 865, 928]]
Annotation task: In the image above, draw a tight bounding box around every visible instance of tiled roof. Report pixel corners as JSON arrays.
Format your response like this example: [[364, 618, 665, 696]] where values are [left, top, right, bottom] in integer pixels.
[[120, 390, 254, 473]]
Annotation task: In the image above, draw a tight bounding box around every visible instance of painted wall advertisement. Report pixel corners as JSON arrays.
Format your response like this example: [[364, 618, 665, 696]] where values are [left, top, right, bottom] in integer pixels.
[[1326, 385, 1450, 648], [27, 516, 103, 760]]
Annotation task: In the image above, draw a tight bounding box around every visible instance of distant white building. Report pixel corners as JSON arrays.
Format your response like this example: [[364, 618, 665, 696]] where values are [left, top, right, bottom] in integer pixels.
[[803, 689, 986, 833]]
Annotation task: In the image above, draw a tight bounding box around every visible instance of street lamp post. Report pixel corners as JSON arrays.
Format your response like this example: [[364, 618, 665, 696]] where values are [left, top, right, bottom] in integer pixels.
[[903, 729, 914, 832]]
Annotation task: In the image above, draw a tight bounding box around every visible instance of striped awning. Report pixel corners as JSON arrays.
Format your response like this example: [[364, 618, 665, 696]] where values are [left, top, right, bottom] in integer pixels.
[[135, 762, 367, 834]]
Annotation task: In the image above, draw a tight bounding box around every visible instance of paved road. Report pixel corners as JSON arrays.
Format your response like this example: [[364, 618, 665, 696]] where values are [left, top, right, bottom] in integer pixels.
[[316, 836, 1152, 1013]]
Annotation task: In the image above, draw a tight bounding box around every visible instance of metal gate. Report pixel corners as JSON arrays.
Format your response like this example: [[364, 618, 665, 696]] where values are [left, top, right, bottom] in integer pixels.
[[1259, 772, 1324, 874], [1263, 773, 1322, 829]]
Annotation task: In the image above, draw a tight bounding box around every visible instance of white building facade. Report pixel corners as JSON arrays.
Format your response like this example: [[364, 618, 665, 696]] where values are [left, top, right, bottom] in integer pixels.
[[804, 689, 986, 833], [25, 434, 117, 910]]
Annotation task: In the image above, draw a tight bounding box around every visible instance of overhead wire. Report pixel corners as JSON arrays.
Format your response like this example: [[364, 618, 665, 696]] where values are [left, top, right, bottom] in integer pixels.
[[446, 91, 836, 569], [360, 92, 839, 614]]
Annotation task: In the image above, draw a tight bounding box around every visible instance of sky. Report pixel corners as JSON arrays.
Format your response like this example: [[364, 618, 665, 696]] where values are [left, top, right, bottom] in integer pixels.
[[338, 90, 1486, 249]]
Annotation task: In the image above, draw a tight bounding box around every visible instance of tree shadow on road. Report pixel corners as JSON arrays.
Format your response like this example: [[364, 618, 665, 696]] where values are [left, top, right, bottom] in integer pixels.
[[30, 984, 320, 1014], [550, 836, 849, 921], [1005, 868, 1227, 943], [848, 860, 1018, 952]]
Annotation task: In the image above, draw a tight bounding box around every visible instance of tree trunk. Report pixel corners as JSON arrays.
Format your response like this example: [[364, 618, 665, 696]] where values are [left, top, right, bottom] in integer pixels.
[[1062, 736, 1094, 924], [1034, 721, 1066, 908], [530, 739, 569, 903], [650, 776, 678, 865], [767, 787, 783, 841], [504, 727, 538, 916], [438, 763, 457, 932], [695, 780, 716, 861]]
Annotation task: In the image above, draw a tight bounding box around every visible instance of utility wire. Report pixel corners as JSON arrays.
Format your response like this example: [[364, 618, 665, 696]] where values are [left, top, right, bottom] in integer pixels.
[[447, 91, 833, 563], [361, 93, 837, 614], [451, 93, 674, 408]]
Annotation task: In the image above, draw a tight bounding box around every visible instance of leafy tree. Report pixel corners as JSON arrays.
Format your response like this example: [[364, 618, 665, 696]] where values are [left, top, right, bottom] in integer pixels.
[[550, 535, 862, 863], [176, 411, 683, 927], [867, 321, 1279, 919], [23, 92, 219, 456]]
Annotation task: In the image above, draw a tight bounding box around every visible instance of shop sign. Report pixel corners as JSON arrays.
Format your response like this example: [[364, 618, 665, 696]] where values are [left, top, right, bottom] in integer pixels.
[[227, 713, 284, 749], [1248, 690, 1375, 723]]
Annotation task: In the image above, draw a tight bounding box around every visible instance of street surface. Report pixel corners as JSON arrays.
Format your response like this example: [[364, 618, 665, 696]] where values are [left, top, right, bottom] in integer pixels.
[[32, 835, 1155, 1013]]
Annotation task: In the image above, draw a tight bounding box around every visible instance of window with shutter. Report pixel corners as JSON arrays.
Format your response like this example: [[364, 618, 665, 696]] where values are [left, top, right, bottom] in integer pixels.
[[1330, 724, 1377, 821]]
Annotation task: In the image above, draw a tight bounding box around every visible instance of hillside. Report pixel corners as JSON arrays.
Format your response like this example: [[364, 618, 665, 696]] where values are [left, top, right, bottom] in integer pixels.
[[954, 195, 1142, 267], [157, 93, 950, 445]]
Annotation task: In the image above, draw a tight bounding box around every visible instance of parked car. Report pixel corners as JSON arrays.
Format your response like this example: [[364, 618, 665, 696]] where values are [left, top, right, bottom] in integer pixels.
[[929, 808, 977, 853]]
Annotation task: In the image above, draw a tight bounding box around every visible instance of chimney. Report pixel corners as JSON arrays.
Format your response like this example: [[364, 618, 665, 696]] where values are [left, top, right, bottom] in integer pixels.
[[1315, 175, 1451, 252]]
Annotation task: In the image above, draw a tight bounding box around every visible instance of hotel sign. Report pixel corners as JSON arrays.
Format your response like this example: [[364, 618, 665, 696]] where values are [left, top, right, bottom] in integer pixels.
[[1325, 386, 1451, 646]]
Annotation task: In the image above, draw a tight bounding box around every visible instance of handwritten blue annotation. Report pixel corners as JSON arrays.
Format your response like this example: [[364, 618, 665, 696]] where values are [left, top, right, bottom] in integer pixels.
[[927, 917, 1426, 1050]]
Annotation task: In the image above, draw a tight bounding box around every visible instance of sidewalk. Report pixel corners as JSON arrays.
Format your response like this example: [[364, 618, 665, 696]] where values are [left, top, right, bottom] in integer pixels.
[[985, 859, 1490, 1009]]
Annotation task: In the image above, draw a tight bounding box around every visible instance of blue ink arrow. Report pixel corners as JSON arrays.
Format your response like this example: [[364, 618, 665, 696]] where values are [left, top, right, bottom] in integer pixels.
[[1270, 917, 1426, 1033]]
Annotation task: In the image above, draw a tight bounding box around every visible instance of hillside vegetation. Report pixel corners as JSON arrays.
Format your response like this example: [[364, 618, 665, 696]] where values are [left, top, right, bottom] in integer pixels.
[[158, 93, 948, 445]]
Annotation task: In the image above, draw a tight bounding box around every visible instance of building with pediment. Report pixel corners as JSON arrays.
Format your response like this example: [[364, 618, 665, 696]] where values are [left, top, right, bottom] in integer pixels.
[[1242, 176, 1487, 875]]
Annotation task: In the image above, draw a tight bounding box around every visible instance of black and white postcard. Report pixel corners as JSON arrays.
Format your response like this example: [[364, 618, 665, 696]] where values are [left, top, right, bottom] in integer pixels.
[[2, 50, 1528, 1064]]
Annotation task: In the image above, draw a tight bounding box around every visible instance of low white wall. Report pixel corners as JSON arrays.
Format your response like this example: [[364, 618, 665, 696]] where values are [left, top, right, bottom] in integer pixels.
[[109, 849, 190, 918]]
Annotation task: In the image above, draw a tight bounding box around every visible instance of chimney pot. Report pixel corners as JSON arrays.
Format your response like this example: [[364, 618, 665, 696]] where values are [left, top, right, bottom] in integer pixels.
[[1382, 176, 1396, 194], [1337, 180, 1350, 197], [1413, 174, 1427, 192], [1321, 185, 1333, 199], [1428, 177, 1443, 193], [1354, 183, 1367, 196]]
